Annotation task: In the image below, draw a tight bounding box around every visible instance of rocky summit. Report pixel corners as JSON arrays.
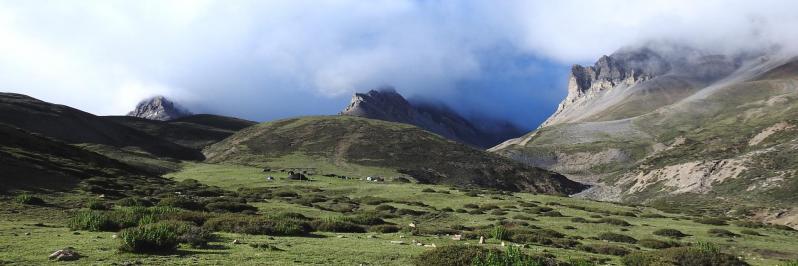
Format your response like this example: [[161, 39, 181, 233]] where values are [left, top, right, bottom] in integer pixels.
[[340, 87, 524, 148], [127, 96, 192, 121]]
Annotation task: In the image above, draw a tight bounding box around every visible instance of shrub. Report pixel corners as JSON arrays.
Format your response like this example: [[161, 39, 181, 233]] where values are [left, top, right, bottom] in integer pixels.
[[118, 221, 187, 253], [527, 207, 554, 214], [708, 228, 739, 238], [117, 197, 153, 207], [640, 213, 666, 218], [541, 211, 564, 217], [621, 245, 749, 266], [739, 229, 761, 236], [178, 225, 217, 248], [694, 217, 728, 226], [563, 226, 576, 230], [464, 203, 480, 209], [359, 196, 389, 205], [311, 218, 366, 233], [598, 232, 637, 244], [344, 213, 385, 225], [14, 194, 44, 205], [392, 177, 411, 183], [369, 224, 400, 233], [204, 201, 257, 213], [157, 197, 205, 211], [653, 229, 688, 238], [165, 211, 214, 226], [519, 202, 538, 207], [375, 204, 397, 212], [396, 209, 426, 216], [578, 244, 630, 256], [68, 210, 117, 231], [599, 218, 631, 226], [440, 207, 454, 212], [413, 245, 492, 266], [490, 210, 507, 216], [468, 209, 485, 215], [204, 215, 309, 236], [86, 200, 109, 210], [465, 192, 480, 197], [421, 188, 436, 193], [473, 246, 557, 266], [638, 239, 680, 249], [571, 217, 590, 223], [274, 190, 299, 198]]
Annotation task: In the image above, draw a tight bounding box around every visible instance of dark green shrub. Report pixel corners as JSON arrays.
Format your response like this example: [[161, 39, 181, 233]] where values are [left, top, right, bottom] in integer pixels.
[[578, 244, 630, 256], [638, 239, 680, 249], [653, 229, 688, 238], [455, 209, 467, 213], [464, 203, 479, 209], [598, 232, 637, 244], [204, 201, 257, 213], [165, 211, 214, 226], [392, 177, 411, 183], [359, 196, 389, 205], [86, 200, 109, 210], [465, 191, 480, 197], [563, 225, 576, 230], [311, 218, 366, 233], [117, 197, 153, 207], [599, 218, 631, 226], [440, 207, 454, 212], [621, 245, 748, 266], [708, 228, 739, 238], [344, 213, 385, 225], [68, 210, 117, 231], [413, 245, 492, 266], [421, 188, 436, 193], [157, 197, 205, 211], [274, 190, 299, 198], [640, 213, 666, 218], [468, 209, 484, 215], [694, 217, 728, 226], [118, 221, 187, 253], [375, 204, 397, 212], [739, 229, 761, 236], [369, 224, 400, 233], [512, 215, 536, 221], [14, 194, 44, 205], [178, 225, 217, 248], [519, 202, 538, 207], [541, 211, 564, 217], [396, 209, 426, 216], [527, 207, 554, 214], [571, 217, 590, 223], [204, 215, 309, 236], [490, 210, 507, 216]]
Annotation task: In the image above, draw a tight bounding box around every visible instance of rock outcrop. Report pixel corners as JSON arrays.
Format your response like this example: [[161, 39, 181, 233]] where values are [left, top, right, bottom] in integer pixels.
[[127, 96, 191, 121], [340, 88, 524, 149]]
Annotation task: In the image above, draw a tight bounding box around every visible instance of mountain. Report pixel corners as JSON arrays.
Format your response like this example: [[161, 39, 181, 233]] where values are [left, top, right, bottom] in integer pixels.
[[0, 93, 202, 161], [0, 122, 154, 192], [104, 114, 257, 150], [204, 116, 586, 194], [491, 45, 798, 222], [127, 95, 192, 121], [340, 88, 524, 148]]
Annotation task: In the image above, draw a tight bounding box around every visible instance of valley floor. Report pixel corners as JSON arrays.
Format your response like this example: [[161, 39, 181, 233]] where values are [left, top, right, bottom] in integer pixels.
[[1, 162, 797, 265]]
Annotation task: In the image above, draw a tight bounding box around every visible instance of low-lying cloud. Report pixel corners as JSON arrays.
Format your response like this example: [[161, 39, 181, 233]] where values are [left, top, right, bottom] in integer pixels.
[[1, 0, 796, 127]]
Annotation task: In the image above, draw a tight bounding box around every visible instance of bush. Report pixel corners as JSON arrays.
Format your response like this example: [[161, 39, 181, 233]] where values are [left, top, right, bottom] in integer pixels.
[[14, 194, 44, 205], [739, 229, 761, 236], [86, 200, 109, 210], [68, 210, 117, 231], [421, 188, 436, 193], [638, 239, 680, 249], [441, 207, 454, 212], [621, 245, 749, 266], [157, 197, 205, 211], [597, 232, 637, 244], [204, 201, 257, 213], [694, 217, 728, 226], [117, 197, 153, 207], [396, 209, 426, 216], [413, 245, 554, 266], [178, 225, 217, 248], [599, 218, 631, 226], [708, 228, 739, 238], [344, 213, 385, 225], [375, 204, 397, 212], [369, 224, 400, 233], [578, 244, 630, 256], [527, 207, 554, 214], [118, 221, 187, 253], [653, 229, 688, 238], [165, 211, 214, 226], [490, 210, 507, 216], [571, 217, 590, 223], [311, 218, 366, 233], [360, 196, 389, 205], [204, 215, 309, 236], [640, 213, 666, 218], [541, 211, 564, 217]]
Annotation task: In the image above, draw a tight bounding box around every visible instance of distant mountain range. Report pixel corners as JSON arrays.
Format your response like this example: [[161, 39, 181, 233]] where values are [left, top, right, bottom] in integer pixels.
[[340, 88, 525, 149]]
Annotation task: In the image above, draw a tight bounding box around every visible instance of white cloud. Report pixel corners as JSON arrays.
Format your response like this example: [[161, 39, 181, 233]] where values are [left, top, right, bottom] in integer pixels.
[[0, 0, 796, 121]]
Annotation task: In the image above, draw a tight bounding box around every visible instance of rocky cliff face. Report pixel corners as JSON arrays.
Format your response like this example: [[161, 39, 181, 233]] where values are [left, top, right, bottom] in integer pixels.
[[541, 46, 738, 127], [127, 96, 192, 121], [492, 44, 798, 224], [340, 88, 524, 149]]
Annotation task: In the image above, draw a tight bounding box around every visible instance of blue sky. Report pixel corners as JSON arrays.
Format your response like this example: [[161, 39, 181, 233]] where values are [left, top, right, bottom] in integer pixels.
[[1, 0, 796, 129]]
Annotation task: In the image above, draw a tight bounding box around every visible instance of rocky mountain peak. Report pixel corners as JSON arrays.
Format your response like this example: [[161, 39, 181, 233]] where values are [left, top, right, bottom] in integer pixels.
[[340, 87, 525, 149], [127, 96, 192, 121]]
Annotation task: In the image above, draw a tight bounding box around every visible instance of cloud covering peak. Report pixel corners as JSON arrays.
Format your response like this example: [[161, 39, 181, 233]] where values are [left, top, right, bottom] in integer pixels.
[[1, 0, 796, 127]]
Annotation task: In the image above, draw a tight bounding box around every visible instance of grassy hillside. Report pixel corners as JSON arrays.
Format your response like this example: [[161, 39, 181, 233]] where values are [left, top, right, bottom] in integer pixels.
[[104, 114, 256, 150], [204, 116, 586, 195], [2, 163, 796, 265], [0, 93, 202, 161]]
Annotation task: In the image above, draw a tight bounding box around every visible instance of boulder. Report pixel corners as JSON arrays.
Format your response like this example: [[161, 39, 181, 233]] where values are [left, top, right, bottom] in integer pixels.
[[48, 248, 80, 261]]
